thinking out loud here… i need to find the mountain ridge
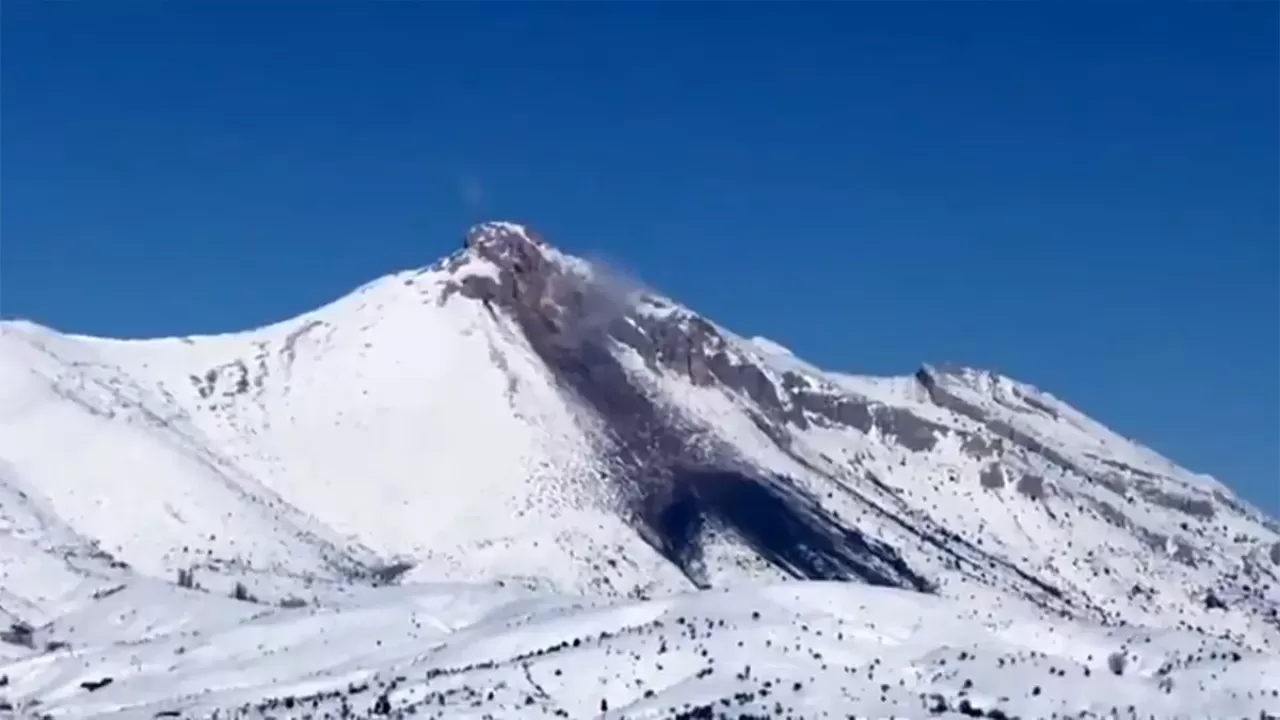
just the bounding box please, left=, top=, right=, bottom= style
left=1, top=221, right=1277, bottom=637
left=3, top=220, right=1279, bottom=718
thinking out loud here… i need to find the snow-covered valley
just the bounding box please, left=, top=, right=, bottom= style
left=1, top=222, right=1277, bottom=718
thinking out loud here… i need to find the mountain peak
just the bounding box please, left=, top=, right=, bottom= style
left=3, top=213, right=1278, bottom=718
left=452, top=220, right=574, bottom=292
left=464, top=220, right=547, bottom=259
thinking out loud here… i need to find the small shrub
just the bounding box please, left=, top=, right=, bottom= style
left=230, top=582, right=258, bottom=603
left=0, top=623, right=34, bottom=648
left=1107, top=651, right=1127, bottom=676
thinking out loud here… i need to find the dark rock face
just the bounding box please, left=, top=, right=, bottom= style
left=440, top=224, right=1269, bottom=621
left=1134, top=484, right=1215, bottom=520
left=1020, top=393, right=1060, bottom=418
left=656, top=470, right=931, bottom=590
left=916, top=367, right=1084, bottom=478
left=449, top=224, right=950, bottom=456
left=914, top=365, right=1233, bottom=564
left=1015, top=474, right=1045, bottom=500
left=962, top=434, right=1001, bottom=460
left=447, top=223, right=932, bottom=592
left=979, top=464, right=1006, bottom=490
left=1090, top=498, right=1129, bottom=529
left=619, top=304, right=953, bottom=454
left=1171, top=538, right=1199, bottom=567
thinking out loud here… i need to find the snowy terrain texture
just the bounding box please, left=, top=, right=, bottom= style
left=1, top=221, right=1277, bottom=719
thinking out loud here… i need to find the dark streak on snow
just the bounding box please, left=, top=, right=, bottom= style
left=453, top=223, right=933, bottom=593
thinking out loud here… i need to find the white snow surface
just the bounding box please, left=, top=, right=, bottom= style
left=3, top=579, right=1278, bottom=719
left=1, top=221, right=1278, bottom=718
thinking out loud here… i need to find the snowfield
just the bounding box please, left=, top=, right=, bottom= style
left=4, top=579, right=1278, bottom=720
left=2, top=221, right=1278, bottom=718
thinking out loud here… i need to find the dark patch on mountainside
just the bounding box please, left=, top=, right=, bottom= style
left=658, top=470, right=932, bottom=590
left=450, top=223, right=933, bottom=593
left=915, top=367, right=1218, bottom=511
left=440, top=223, right=1280, bottom=634
left=592, top=293, right=1073, bottom=608
left=612, top=308, right=950, bottom=454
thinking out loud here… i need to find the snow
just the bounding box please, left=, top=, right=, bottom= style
left=2, top=579, right=1276, bottom=719
left=1, top=227, right=1278, bottom=718
left=0, top=265, right=681, bottom=600
left=746, top=336, right=793, bottom=358
left=921, top=364, right=1232, bottom=496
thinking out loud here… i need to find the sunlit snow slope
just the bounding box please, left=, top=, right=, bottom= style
left=1, top=221, right=1278, bottom=718
left=4, top=580, right=1279, bottom=720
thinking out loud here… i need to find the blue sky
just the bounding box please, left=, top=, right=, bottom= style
left=2, top=4, right=1276, bottom=512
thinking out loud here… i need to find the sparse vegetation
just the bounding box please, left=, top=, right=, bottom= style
left=230, top=581, right=258, bottom=603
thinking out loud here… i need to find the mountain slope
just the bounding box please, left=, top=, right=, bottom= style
left=1, top=221, right=1277, bottom=652
left=5, top=580, right=1278, bottom=720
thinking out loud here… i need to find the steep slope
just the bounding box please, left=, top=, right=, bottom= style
left=1, top=221, right=1276, bottom=652
left=0, top=324, right=381, bottom=600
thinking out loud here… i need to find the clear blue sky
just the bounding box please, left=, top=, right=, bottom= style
left=2, top=4, right=1276, bottom=512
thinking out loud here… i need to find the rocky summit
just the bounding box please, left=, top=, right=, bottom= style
left=0, top=221, right=1277, bottom=718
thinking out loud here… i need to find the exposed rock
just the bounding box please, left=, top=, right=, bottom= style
left=80, top=677, right=114, bottom=692
left=1134, top=483, right=1215, bottom=520
left=1015, top=474, right=1046, bottom=501
left=979, top=464, right=1006, bottom=490
left=1171, top=538, right=1199, bottom=567
left=962, top=434, right=1001, bottom=460
left=437, top=224, right=1259, bottom=612
left=446, top=222, right=933, bottom=592
left=10, top=219, right=1273, bottom=659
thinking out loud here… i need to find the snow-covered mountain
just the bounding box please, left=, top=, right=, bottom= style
left=1, top=221, right=1277, bottom=718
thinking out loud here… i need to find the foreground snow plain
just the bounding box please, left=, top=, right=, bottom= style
left=2, top=578, right=1277, bottom=719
